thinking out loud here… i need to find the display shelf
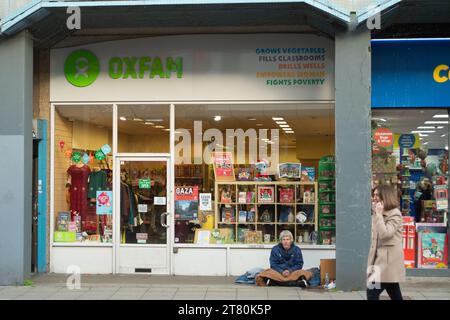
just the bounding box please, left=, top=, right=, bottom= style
left=318, top=155, right=336, bottom=245
left=215, top=181, right=318, bottom=244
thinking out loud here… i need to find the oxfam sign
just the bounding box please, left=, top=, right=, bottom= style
left=64, top=50, right=100, bottom=87
left=64, top=50, right=183, bottom=87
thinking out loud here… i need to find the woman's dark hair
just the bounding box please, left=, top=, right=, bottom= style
left=373, top=184, right=399, bottom=211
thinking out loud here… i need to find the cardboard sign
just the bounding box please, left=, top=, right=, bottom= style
left=154, top=197, right=166, bottom=206
left=136, top=233, right=148, bottom=244
left=199, top=193, right=212, bottom=211
left=138, top=204, right=148, bottom=213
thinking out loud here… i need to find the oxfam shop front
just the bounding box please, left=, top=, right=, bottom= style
left=49, top=34, right=337, bottom=275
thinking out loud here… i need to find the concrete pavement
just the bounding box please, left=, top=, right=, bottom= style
left=0, top=275, right=449, bottom=300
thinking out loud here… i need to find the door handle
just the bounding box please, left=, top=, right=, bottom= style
left=160, top=212, right=169, bottom=228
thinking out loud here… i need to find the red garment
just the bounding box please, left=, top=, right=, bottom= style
left=67, top=165, right=91, bottom=222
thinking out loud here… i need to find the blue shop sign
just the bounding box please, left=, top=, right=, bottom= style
left=372, top=39, right=450, bottom=108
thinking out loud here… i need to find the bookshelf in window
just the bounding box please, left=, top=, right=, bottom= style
left=215, top=181, right=318, bottom=245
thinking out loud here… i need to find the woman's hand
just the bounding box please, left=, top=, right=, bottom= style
left=375, top=201, right=384, bottom=215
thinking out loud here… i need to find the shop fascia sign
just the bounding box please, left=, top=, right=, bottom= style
left=64, top=49, right=183, bottom=87
left=433, top=64, right=450, bottom=83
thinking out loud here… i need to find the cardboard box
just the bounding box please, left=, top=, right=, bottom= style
left=320, top=259, right=336, bottom=284
left=402, top=216, right=416, bottom=268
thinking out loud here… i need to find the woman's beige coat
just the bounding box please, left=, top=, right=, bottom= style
left=367, top=208, right=406, bottom=283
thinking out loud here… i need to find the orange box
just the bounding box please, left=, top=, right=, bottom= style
left=402, top=217, right=416, bottom=268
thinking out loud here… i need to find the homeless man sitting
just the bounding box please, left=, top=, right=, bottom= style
left=263, top=230, right=308, bottom=287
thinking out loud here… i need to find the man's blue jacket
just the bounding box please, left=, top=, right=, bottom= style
left=270, top=243, right=304, bottom=274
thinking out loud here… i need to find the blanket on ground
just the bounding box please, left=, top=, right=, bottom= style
left=255, top=268, right=313, bottom=287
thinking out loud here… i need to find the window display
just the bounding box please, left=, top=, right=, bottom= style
left=174, top=103, right=334, bottom=245
left=372, top=109, right=449, bottom=268
left=54, top=105, right=113, bottom=243
left=119, top=161, right=167, bottom=244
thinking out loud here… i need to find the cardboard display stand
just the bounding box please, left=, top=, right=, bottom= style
left=211, top=152, right=235, bottom=182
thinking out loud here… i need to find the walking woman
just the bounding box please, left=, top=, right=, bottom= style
left=367, top=184, right=405, bottom=300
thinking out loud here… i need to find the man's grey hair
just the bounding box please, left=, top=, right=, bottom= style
left=279, top=230, right=294, bottom=243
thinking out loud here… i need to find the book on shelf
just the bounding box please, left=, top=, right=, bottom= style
left=238, top=192, right=247, bottom=204
left=279, top=188, right=294, bottom=203
left=238, top=211, right=247, bottom=223
left=246, top=209, right=255, bottom=223
left=220, top=188, right=232, bottom=203
left=244, top=230, right=263, bottom=244
left=301, top=167, right=316, bottom=182
left=237, top=167, right=252, bottom=181
left=238, top=191, right=255, bottom=203
left=279, top=206, right=294, bottom=223
left=221, top=205, right=235, bottom=223
left=258, top=186, right=275, bottom=204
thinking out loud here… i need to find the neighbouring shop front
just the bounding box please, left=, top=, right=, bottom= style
left=49, top=33, right=338, bottom=275
left=371, top=38, right=450, bottom=273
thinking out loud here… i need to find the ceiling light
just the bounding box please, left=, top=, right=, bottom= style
left=214, top=115, right=221, bottom=121
left=446, top=146, right=449, bottom=151
left=119, top=117, right=127, bottom=121
left=419, top=138, right=423, bottom=140
left=144, top=122, right=154, bottom=125
left=261, top=138, right=270, bottom=141
left=154, top=125, right=164, bottom=129
left=424, top=121, right=448, bottom=124
left=379, top=118, right=387, bottom=122
left=285, top=131, right=295, bottom=134
left=423, top=142, right=429, bottom=145
left=417, top=126, right=443, bottom=129
left=411, top=130, right=435, bottom=133
left=133, top=118, right=143, bottom=122
left=276, top=121, right=287, bottom=125
left=418, top=133, right=429, bottom=137
left=279, top=124, right=290, bottom=128
left=163, top=129, right=171, bottom=131
left=146, top=119, right=164, bottom=122
left=433, top=114, right=449, bottom=118
left=282, top=127, right=292, bottom=131
left=248, top=118, right=257, bottom=121
left=441, top=134, right=447, bottom=137
left=272, top=117, right=284, bottom=121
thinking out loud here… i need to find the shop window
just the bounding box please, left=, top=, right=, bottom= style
left=119, top=160, right=168, bottom=244
left=174, top=103, right=335, bottom=245
left=118, top=104, right=170, bottom=153
left=53, top=105, right=113, bottom=244
left=372, top=109, right=449, bottom=269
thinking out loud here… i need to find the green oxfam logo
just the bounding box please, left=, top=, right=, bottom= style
left=64, top=50, right=100, bottom=87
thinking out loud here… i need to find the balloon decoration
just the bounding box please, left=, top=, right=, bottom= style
left=64, top=149, right=73, bottom=158
left=95, top=149, right=106, bottom=161
left=71, top=151, right=82, bottom=163
left=59, top=140, right=65, bottom=151
left=101, top=144, right=111, bottom=155
left=82, top=153, right=90, bottom=165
